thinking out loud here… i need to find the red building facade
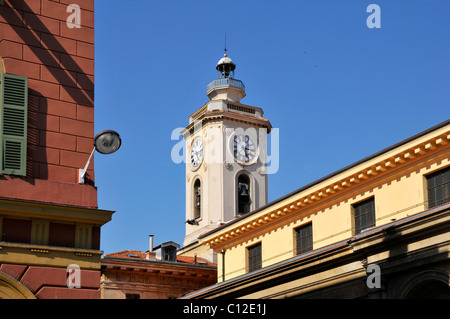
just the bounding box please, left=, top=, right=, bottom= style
left=0, top=0, right=113, bottom=299
left=101, top=249, right=217, bottom=299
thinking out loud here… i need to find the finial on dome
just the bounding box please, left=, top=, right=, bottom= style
left=224, top=32, right=228, bottom=56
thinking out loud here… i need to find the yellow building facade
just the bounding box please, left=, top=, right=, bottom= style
left=183, top=120, right=450, bottom=299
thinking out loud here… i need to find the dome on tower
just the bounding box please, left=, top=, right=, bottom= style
left=216, top=53, right=235, bottom=69
left=216, top=53, right=236, bottom=78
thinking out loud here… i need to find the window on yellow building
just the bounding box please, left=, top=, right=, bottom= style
left=247, top=242, right=262, bottom=273
left=353, top=197, right=375, bottom=234
left=426, top=166, right=450, bottom=209
left=295, top=223, right=313, bottom=255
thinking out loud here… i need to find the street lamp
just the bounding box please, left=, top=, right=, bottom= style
left=79, top=130, right=122, bottom=184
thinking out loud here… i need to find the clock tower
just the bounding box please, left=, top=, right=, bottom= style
left=179, top=52, right=272, bottom=263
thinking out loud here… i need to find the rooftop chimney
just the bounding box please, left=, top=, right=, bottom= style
left=146, top=235, right=156, bottom=260
left=149, top=235, right=154, bottom=253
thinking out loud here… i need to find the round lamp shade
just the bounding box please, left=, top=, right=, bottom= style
left=94, top=130, right=121, bottom=154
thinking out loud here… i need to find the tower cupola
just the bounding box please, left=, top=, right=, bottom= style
left=206, top=51, right=246, bottom=102
left=216, top=53, right=236, bottom=78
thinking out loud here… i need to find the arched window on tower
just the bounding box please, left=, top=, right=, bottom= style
left=193, top=179, right=201, bottom=219
left=237, top=174, right=251, bottom=215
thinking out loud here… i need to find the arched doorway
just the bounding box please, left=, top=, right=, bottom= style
left=400, top=270, right=450, bottom=299
left=0, top=272, right=36, bottom=299
left=404, top=280, right=450, bottom=299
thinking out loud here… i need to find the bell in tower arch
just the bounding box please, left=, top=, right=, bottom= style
left=238, top=175, right=251, bottom=215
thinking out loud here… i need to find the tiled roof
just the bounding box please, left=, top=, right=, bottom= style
left=103, top=250, right=216, bottom=267
left=177, top=255, right=216, bottom=267
left=104, top=250, right=152, bottom=260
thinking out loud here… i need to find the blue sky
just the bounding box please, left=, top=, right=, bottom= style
left=93, top=0, right=450, bottom=255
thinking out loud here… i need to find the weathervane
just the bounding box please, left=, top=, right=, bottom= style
left=224, top=32, right=228, bottom=55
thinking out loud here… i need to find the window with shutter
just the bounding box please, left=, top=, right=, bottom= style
left=353, top=197, right=376, bottom=234
left=295, top=223, right=313, bottom=255
left=247, top=243, right=262, bottom=273
left=0, top=73, right=28, bottom=176
left=426, top=166, right=450, bottom=209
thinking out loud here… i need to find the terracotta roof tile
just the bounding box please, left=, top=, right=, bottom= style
left=103, top=250, right=216, bottom=266
left=104, top=250, right=153, bottom=260
left=176, top=255, right=216, bottom=266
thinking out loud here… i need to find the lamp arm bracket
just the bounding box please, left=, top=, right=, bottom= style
left=78, top=147, right=95, bottom=184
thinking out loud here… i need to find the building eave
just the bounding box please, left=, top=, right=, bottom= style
left=0, top=196, right=115, bottom=225
left=182, top=111, right=272, bottom=138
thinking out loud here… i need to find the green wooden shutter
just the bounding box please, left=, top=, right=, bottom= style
left=0, top=73, right=28, bottom=176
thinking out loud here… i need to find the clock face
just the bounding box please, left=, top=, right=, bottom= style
left=190, top=138, right=204, bottom=169
left=233, top=134, right=256, bottom=163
